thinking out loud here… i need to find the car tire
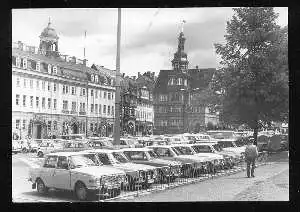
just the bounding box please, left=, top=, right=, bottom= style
left=36, top=179, right=48, bottom=194
left=37, top=151, right=43, bottom=158
left=75, top=182, right=88, bottom=201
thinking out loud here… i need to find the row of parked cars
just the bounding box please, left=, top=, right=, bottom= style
left=27, top=132, right=250, bottom=201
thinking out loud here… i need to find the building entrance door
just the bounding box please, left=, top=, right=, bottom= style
left=72, top=123, right=78, bottom=134
left=33, top=124, right=42, bottom=139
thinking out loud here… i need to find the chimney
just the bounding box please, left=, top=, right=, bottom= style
left=83, top=59, right=87, bottom=66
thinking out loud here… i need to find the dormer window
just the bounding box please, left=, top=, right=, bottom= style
left=22, top=58, right=27, bottom=69
left=48, top=64, right=52, bottom=74
left=53, top=66, right=57, bottom=74
left=95, top=75, right=98, bottom=83
left=36, top=61, right=40, bottom=71
left=91, top=74, right=94, bottom=82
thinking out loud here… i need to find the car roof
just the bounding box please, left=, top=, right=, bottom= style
left=82, top=149, right=123, bottom=153
left=46, top=151, right=94, bottom=157
left=121, top=147, right=152, bottom=152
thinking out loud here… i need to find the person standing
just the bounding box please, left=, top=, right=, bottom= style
left=244, top=139, right=259, bottom=177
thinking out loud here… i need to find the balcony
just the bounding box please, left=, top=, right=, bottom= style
left=79, top=111, right=86, bottom=115
left=62, top=110, right=69, bottom=114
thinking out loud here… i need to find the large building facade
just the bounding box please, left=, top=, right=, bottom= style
left=153, top=30, right=219, bottom=135
left=12, top=21, right=116, bottom=139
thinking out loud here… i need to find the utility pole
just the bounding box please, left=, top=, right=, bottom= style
left=114, top=8, right=121, bottom=145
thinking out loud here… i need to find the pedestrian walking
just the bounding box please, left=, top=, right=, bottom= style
left=244, top=138, right=259, bottom=178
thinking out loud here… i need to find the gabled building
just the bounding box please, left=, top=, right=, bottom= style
left=12, top=20, right=115, bottom=139
left=153, top=30, right=219, bottom=135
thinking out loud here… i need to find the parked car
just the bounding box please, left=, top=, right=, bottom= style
left=122, top=148, right=182, bottom=183
left=84, top=149, right=158, bottom=189
left=148, top=145, right=210, bottom=177
left=88, top=139, right=114, bottom=150
left=37, top=141, right=64, bottom=157
left=164, top=136, right=189, bottom=145
left=59, top=134, right=86, bottom=141
left=12, top=140, right=22, bottom=154
left=28, top=152, right=127, bottom=200
left=216, top=140, right=246, bottom=156
left=174, top=144, right=226, bottom=171
left=118, top=138, right=143, bottom=148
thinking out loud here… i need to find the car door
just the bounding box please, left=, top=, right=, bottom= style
left=52, top=156, right=71, bottom=190
left=41, top=155, right=58, bottom=188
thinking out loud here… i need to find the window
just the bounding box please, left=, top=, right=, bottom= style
left=63, top=100, right=68, bottom=110
left=97, top=153, right=111, bottom=165
left=36, top=62, right=40, bottom=71
left=16, top=94, right=20, bottom=105
left=53, top=99, right=57, bottom=110
left=36, top=97, right=39, bottom=108
left=48, top=64, right=52, bottom=74
left=90, top=123, right=93, bottom=131
left=23, top=58, right=27, bottom=69
left=53, top=121, right=57, bottom=130
left=36, top=80, right=39, bottom=89
left=184, top=79, right=188, bottom=86
left=48, top=98, right=51, bottom=109
left=12, top=56, right=16, bottom=66
left=53, top=66, right=57, bottom=74
left=159, top=94, right=168, bottom=102
left=108, top=92, right=111, bottom=100
left=168, top=78, right=175, bottom=85
left=153, top=148, right=172, bottom=157
left=95, top=90, right=98, bottom=98
left=23, top=79, right=26, bottom=88
left=16, top=77, right=20, bottom=87
left=107, top=106, right=110, bottom=115
left=99, top=91, right=102, bottom=98
left=72, top=102, right=76, bottom=112
left=42, top=97, right=45, bottom=109
left=47, top=121, right=51, bottom=131
left=48, top=82, right=51, bottom=91
left=123, top=151, right=147, bottom=161
left=103, top=105, right=106, bottom=114
left=43, top=156, right=58, bottom=168
left=91, top=104, right=94, bottom=113
left=91, top=74, right=94, bottom=82
left=95, top=104, right=98, bottom=114
left=30, top=80, right=33, bottom=89
left=91, top=89, right=94, bottom=97
left=178, top=78, right=182, bottom=85
left=23, top=120, right=26, bottom=130
left=42, top=81, right=45, bottom=90
left=81, top=88, right=86, bottom=96
left=16, top=57, right=21, bottom=68
left=112, top=92, right=114, bottom=100
left=53, top=83, right=57, bottom=92
left=71, top=87, right=76, bottom=95
left=95, top=75, right=98, bottom=83
left=57, top=156, right=68, bottom=169
left=30, top=96, right=33, bottom=107
left=104, top=91, right=107, bottom=99
left=23, top=95, right=26, bottom=107
left=82, top=103, right=86, bottom=112
left=99, top=104, right=102, bottom=114
left=16, top=119, right=20, bottom=129
left=66, top=85, right=69, bottom=94
left=112, top=106, right=114, bottom=116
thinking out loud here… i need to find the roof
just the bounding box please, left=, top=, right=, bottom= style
left=83, top=149, right=123, bottom=153
left=46, top=151, right=94, bottom=157
left=120, top=148, right=152, bottom=152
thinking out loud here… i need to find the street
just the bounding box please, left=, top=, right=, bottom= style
left=12, top=151, right=288, bottom=202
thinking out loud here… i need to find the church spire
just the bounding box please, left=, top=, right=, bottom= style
left=171, top=20, right=189, bottom=71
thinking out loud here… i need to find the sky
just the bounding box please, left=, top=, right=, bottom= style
left=12, top=8, right=288, bottom=77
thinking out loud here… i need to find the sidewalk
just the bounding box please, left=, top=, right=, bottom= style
left=110, top=152, right=289, bottom=202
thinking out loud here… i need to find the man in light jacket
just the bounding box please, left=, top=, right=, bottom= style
left=244, top=139, right=259, bottom=178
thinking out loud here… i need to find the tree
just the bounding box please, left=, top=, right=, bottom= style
left=213, top=7, right=288, bottom=145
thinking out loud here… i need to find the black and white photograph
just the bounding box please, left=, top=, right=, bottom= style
left=11, top=7, right=288, bottom=202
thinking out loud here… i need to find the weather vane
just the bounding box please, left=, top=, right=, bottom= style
left=181, top=20, right=186, bottom=33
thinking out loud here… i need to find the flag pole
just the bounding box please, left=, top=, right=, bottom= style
left=113, top=8, right=121, bottom=145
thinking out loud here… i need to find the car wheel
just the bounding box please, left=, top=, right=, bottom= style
left=36, top=179, right=48, bottom=194
left=37, top=151, right=43, bottom=158
left=75, top=182, right=88, bottom=201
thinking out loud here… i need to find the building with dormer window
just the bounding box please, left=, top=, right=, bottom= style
left=153, top=30, right=219, bottom=135
left=12, top=20, right=115, bottom=139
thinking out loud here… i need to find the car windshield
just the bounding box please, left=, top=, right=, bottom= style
left=186, top=136, right=196, bottom=141
left=213, top=144, right=223, bottom=152
left=112, top=152, right=129, bottom=163
left=172, top=146, right=194, bottom=155
left=148, top=150, right=159, bottom=159
left=218, top=141, right=235, bottom=148
left=207, top=132, right=234, bottom=139
left=192, top=145, right=212, bottom=153
left=69, top=155, right=98, bottom=168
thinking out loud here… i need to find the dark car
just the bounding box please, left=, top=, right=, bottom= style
left=122, top=148, right=182, bottom=183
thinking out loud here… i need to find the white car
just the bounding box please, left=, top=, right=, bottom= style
left=83, top=149, right=158, bottom=189
left=28, top=152, right=127, bottom=201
